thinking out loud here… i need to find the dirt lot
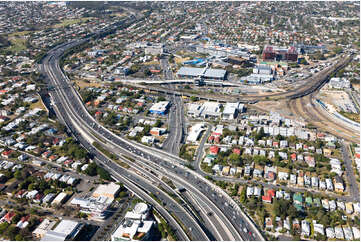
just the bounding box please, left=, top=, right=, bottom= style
left=30, top=99, right=46, bottom=110
left=75, top=80, right=102, bottom=89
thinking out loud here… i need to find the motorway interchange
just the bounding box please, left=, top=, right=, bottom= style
left=40, top=33, right=264, bottom=241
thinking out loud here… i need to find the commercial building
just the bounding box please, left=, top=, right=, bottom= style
left=176, top=67, right=226, bottom=80
left=70, top=183, right=120, bottom=220
left=196, top=44, right=251, bottom=59
left=222, top=102, right=244, bottom=120
left=41, top=220, right=83, bottom=241
left=187, top=103, right=204, bottom=118
left=262, top=45, right=298, bottom=62
left=187, top=123, right=206, bottom=143
left=149, top=101, right=170, bottom=115
left=111, top=203, right=155, bottom=241
left=201, top=102, right=222, bottom=119
left=144, top=44, right=164, bottom=56
left=92, top=182, right=120, bottom=199
left=71, top=196, right=113, bottom=220
left=33, top=219, right=57, bottom=239
left=253, top=64, right=273, bottom=75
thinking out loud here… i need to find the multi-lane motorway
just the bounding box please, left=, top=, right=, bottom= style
left=40, top=31, right=265, bottom=242
left=161, top=57, right=186, bottom=155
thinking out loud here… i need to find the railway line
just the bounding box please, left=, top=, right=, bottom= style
left=288, top=94, right=359, bottom=144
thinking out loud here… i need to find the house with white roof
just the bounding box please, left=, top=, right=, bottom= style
left=326, top=227, right=335, bottom=239
left=335, top=226, right=344, bottom=239
left=301, top=220, right=310, bottom=237
left=313, top=221, right=324, bottom=235
left=343, top=226, right=353, bottom=240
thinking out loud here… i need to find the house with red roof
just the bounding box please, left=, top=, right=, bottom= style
left=48, top=155, right=58, bottom=162
left=34, top=193, right=43, bottom=203
left=291, top=153, right=297, bottom=161
left=1, top=150, right=13, bottom=159
left=210, top=146, right=220, bottom=155
left=1, top=211, right=16, bottom=223
left=233, top=148, right=241, bottom=155
left=16, top=189, right=27, bottom=199
left=262, top=189, right=276, bottom=203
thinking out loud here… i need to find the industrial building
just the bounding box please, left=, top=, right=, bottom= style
left=92, top=182, right=120, bottom=199
left=262, top=45, right=298, bottom=62
left=111, top=203, right=155, bottom=241
left=222, top=102, right=245, bottom=120
left=176, top=67, right=226, bottom=80
left=196, top=44, right=252, bottom=59
left=41, top=220, right=83, bottom=241
left=328, top=77, right=350, bottom=89
left=240, top=73, right=274, bottom=84
left=149, top=101, right=170, bottom=115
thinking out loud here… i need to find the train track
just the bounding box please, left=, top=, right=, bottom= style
left=288, top=94, right=359, bottom=143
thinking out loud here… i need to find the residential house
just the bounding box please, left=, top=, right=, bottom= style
left=335, top=226, right=344, bottom=240
left=322, top=199, right=330, bottom=211
left=265, top=217, right=273, bottom=230
left=326, top=227, right=335, bottom=239
left=301, top=220, right=310, bottom=237
left=334, top=176, right=344, bottom=192
left=346, top=202, right=354, bottom=214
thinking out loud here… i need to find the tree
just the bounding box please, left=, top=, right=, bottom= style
left=229, top=153, right=242, bottom=166
left=154, top=119, right=162, bottom=128
left=320, top=214, right=330, bottom=226
left=15, top=234, right=24, bottom=241
left=255, top=127, right=266, bottom=141
left=157, top=96, right=166, bottom=102
left=240, top=187, right=247, bottom=204
left=85, top=162, right=97, bottom=176
left=190, top=96, right=199, bottom=102
left=14, top=170, right=22, bottom=180
left=6, top=226, right=18, bottom=240
left=96, top=166, right=112, bottom=181
left=0, top=222, right=9, bottom=234
left=144, top=68, right=151, bottom=76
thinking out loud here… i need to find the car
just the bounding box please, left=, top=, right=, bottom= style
left=243, top=227, right=248, bottom=233
left=207, top=212, right=213, bottom=216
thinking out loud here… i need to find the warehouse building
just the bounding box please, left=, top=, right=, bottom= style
left=41, top=220, right=83, bottom=241
left=176, top=67, right=226, bottom=80
left=222, top=103, right=244, bottom=120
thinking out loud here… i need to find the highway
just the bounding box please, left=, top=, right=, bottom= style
left=40, top=37, right=264, bottom=241
left=161, top=57, right=186, bottom=156
left=41, top=59, right=194, bottom=241
left=44, top=48, right=217, bottom=240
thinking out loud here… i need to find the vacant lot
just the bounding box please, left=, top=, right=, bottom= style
left=6, top=37, right=27, bottom=53
left=53, top=17, right=93, bottom=28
